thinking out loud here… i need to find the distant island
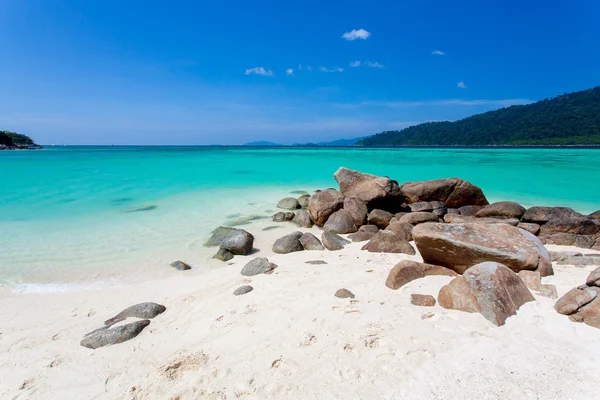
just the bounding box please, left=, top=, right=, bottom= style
left=356, top=86, right=600, bottom=146
left=0, top=130, right=41, bottom=150
left=244, top=137, right=366, bottom=147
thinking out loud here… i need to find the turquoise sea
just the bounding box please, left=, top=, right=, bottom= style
left=1, top=146, right=599, bottom=292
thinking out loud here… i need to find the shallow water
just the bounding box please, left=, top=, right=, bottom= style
left=1, top=146, right=599, bottom=289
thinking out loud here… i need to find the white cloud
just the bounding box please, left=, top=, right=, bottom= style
left=244, top=67, right=274, bottom=76
left=342, top=28, right=371, bottom=40
left=431, top=50, right=445, bottom=56
left=285, top=68, right=294, bottom=76
left=366, top=61, right=384, bottom=68
left=349, top=60, right=361, bottom=67
left=457, top=81, right=467, bottom=89
left=320, top=66, right=344, bottom=73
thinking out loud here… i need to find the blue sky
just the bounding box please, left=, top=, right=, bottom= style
left=0, top=0, right=599, bottom=145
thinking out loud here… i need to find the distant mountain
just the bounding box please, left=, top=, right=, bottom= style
left=292, top=136, right=367, bottom=147
left=356, top=86, right=600, bottom=146
left=243, top=141, right=283, bottom=146
left=0, top=130, right=41, bottom=150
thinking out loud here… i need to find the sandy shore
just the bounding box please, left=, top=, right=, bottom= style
left=1, top=218, right=600, bottom=400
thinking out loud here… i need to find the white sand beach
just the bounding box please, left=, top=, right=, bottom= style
left=1, top=215, right=599, bottom=400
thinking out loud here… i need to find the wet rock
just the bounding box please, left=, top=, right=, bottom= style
left=277, top=197, right=301, bottom=210
left=539, top=218, right=600, bottom=236
left=586, top=267, right=600, bottom=287
left=241, top=257, right=277, bottom=276
left=343, top=196, right=368, bottom=227
left=305, top=260, right=327, bottom=265
left=322, top=231, right=350, bottom=250
left=348, top=231, right=376, bottom=242
left=273, top=232, right=304, bottom=254
left=411, top=294, right=436, bottom=307
left=334, top=167, right=402, bottom=210
left=204, top=226, right=238, bottom=247
left=292, top=209, right=314, bottom=228
left=219, top=229, right=254, bottom=255
left=555, top=286, right=598, bottom=315
left=308, top=189, right=345, bottom=227
left=104, top=302, right=166, bottom=327
left=385, top=260, right=457, bottom=290
left=213, top=248, right=234, bottom=262
left=273, top=212, right=295, bottom=222
left=334, top=288, right=355, bottom=299
left=361, top=231, right=416, bottom=254
left=475, top=201, right=526, bottom=219
left=384, top=221, right=413, bottom=240
left=170, top=261, right=191, bottom=271
left=233, top=285, right=254, bottom=296
left=517, top=222, right=541, bottom=235
left=81, top=320, right=151, bottom=349
left=324, top=209, right=358, bottom=234
left=400, top=178, right=488, bottom=208
left=458, top=205, right=483, bottom=216
left=399, top=212, right=440, bottom=225
left=367, top=209, right=394, bottom=229
left=413, top=222, right=553, bottom=276
left=300, top=233, right=325, bottom=250
left=521, top=206, right=584, bottom=224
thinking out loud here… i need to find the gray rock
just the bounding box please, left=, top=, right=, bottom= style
left=308, top=189, right=345, bottom=227
left=458, top=205, right=484, bottom=216
left=214, top=248, right=234, bottom=262
left=348, top=231, right=376, bottom=242
left=361, top=231, right=416, bottom=254
left=589, top=210, right=600, bottom=220
left=170, top=261, right=191, bottom=271
left=305, top=260, right=327, bottom=265
left=343, top=196, right=368, bottom=227
left=297, top=194, right=310, bottom=208
left=292, top=209, right=314, bottom=228
left=334, top=288, right=355, bottom=299
left=104, top=302, right=166, bottom=327
left=322, top=231, right=350, bottom=250
left=334, top=167, right=402, bottom=210
left=324, top=209, right=358, bottom=234
left=443, top=214, right=520, bottom=226
left=300, top=233, right=325, bottom=250
left=204, top=226, right=238, bottom=247
left=367, top=209, right=394, bottom=228
left=521, top=206, right=584, bottom=224
left=81, top=320, right=151, bottom=349
left=399, top=212, right=440, bottom=225
left=277, top=197, right=301, bottom=210
left=241, top=257, right=277, bottom=276
left=539, top=218, right=600, bottom=236
left=447, top=208, right=461, bottom=215
left=219, top=229, right=254, bottom=255
left=233, top=285, right=254, bottom=296
left=408, top=201, right=445, bottom=213
left=262, top=225, right=283, bottom=231
left=273, top=232, right=304, bottom=254
left=475, top=201, right=526, bottom=219
left=273, top=212, right=295, bottom=222
left=400, top=178, right=488, bottom=208
left=359, top=224, right=379, bottom=233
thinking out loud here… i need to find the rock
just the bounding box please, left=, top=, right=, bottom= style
left=384, top=221, right=413, bottom=241
left=412, top=222, right=553, bottom=276
left=170, top=261, right=191, bottom=271
left=518, top=270, right=558, bottom=299
left=408, top=201, right=445, bottom=213
left=458, top=205, right=483, bottom=216
left=297, top=194, right=310, bottom=208
left=367, top=209, right=394, bottom=228
left=241, top=257, right=277, bottom=276
left=348, top=231, right=376, bottom=242
left=517, top=222, right=541, bottom=235
left=321, top=231, right=350, bottom=250
left=233, top=285, right=254, bottom=296
left=359, top=224, right=379, bottom=233
left=299, top=233, right=325, bottom=250
left=204, top=226, right=238, bottom=247
left=521, top=206, right=584, bottom=224
left=277, top=197, right=301, bottom=210
left=292, top=209, right=314, bottom=228
left=569, top=295, right=600, bottom=328
left=447, top=208, right=461, bottom=215
left=548, top=250, right=584, bottom=261
left=81, top=320, right=151, bottom=349
left=400, top=178, right=488, bottom=208
left=323, top=209, right=358, bottom=234
left=213, top=248, right=234, bottom=261
left=589, top=210, right=600, bottom=220
left=411, top=294, right=436, bottom=307
left=104, top=302, right=166, bottom=327
left=399, top=212, right=440, bottom=225
left=385, top=260, right=458, bottom=290
left=539, top=218, right=600, bottom=236
left=343, top=196, right=368, bottom=227
left=475, top=201, right=526, bottom=219
left=555, top=286, right=598, bottom=315
left=273, top=212, right=295, bottom=222
left=540, top=233, right=595, bottom=249
left=305, top=260, right=327, bottom=265
left=334, top=167, right=402, bottom=210
left=443, top=214, right=519, bottom=226
left=273, top=232, right=304, bottom=254
left=550, top=252, right=600, bottom=266
left=334, top=288, right=355, bottom=299
left=219, top=229, right=254, bottom=255
left=308, top=189, right=345, bottom=227
left=361, top=231, right=416, bottom=254
left=586, top=267, right=600, bottom=287
left=438, top=276, right=481, bottom=313
left=452, top=262, right=535, bottom=326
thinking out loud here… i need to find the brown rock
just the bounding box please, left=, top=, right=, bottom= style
left=571, top=295, right=600, bottom=328
left=589, top=210, right=600, bottom=220
left=321, top=231, right=350, bottom=251
left=412, top=222, right=553, bottom=276
left=586, top=267, right=600, bottom=287
left=540, top=233, right=595, bottom=249
left=410, top=294, right=436, bottom=307
left=517, top=222, right=541, bottom=235
left=359, top=224, right=379, bottom=233
left=323, top=209, right=358, bottom=234
left=518, top=270, right=558, bottom=299
left=555, top=286, right=598, bottom=315
left=384, top=221, right=413, bottom=241
left=408, top=201, right=446, bottom=213
left=347, top=231, right=376, bottom=242
left=335, top=288, right=355, bottom=299
left=399, top=212, right=440, bottom=225
left=521, top=206, right=584, bottom=224
left=334, top=167, right=402, bottom=210
left=458, top=205, right=484, bottom=216
left=400, top=178, right=488, bottom=208
left=299, top=233, right=325, bottom=251
left=385, top=260, right=457, bottom=290
left=539, top=218, right=600, bottom=236
left=308, top=189, right=344, bottom=227
left=438, top=276, right=481, bottom=313
left=361, top=231, right=415, bottom=254
left=447, top=208, right=461, bottom=215
left=343, top=196, right=368, bottom=227
left=475, top=201, right=526, bottom=219
left=443, top=214, right=519, bottom=226
left=367, top=209, right=394, bottom=228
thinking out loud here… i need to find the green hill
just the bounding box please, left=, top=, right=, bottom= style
left=356, top=86, right=600, bottom=146
left=0, top=131, right=40, bottom=149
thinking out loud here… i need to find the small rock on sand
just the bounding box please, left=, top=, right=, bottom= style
left=81, top=320, right=151, bottom=349
left=306, top=260, right=327, bottom=265
left=241, top=257, right=277, bottom=276
left=411, top=294, right=436, bottom=307
left=170, top=261, right=191, bottom=271
left=233, top=285, right=254, bottom=296
left=335, top=289, right=355, bottom=299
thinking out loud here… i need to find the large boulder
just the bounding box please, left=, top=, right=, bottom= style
left=277, top=197, right=301, bottom=210
left=521, top=206, right=584, bottom=224
left=361, top=231, right=416, bottom=254
left=343, top=196, right=368, bottom=227
left=219, top=229, right=254, bottom=255
left=308, top=189, right=344, bottom=227
left=385, top=260, right=457, bottom=290
left=384, top=221, right=413, bottom=241
left=540, top=233, right=596, bottom=249
left=586, top=267, right=600, bottom=287
left=367, top=209, right=394, bottom=228
left=299, top=233, right=325, bottom=251
left=292, top=209, right=314, bottom=228
left=400, top=178, right=488, bottom=208
left=458, top=205, right=483, bottom=216
left=589, top=210, right=600, bottom=220
left=443, top=214, right=519, bottom=226
left=334, top=167, right=402, bottom=210
left=323, top=209, right=358, bottom=234
left=539, top=218, right=600, bottom=236
left=241, top=257, right=277, bottom=276
left=412, top=222, right=553, bottom=276
left=273, top=232, right=304, bottom=254
left=569, top=295, right=600, bottom=329
left=348, top=231, right=376, bottom=242
left=555, top=286, right=598, bottom=315
left=297, top=194, right=310, bottom=208
left=321, top=231, right=350, bottom=251
left=517, top=222, right=541, bottom=235
left=398, top=212, right=440, bottom=225
left=204, top=226, right=239, bottom=247
left=439, top=262, right=535, bottom=326
left=475, top=201, right=526, bottom=219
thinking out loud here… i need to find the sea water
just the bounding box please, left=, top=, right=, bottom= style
left=1, top=146, right=599, bottom=291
